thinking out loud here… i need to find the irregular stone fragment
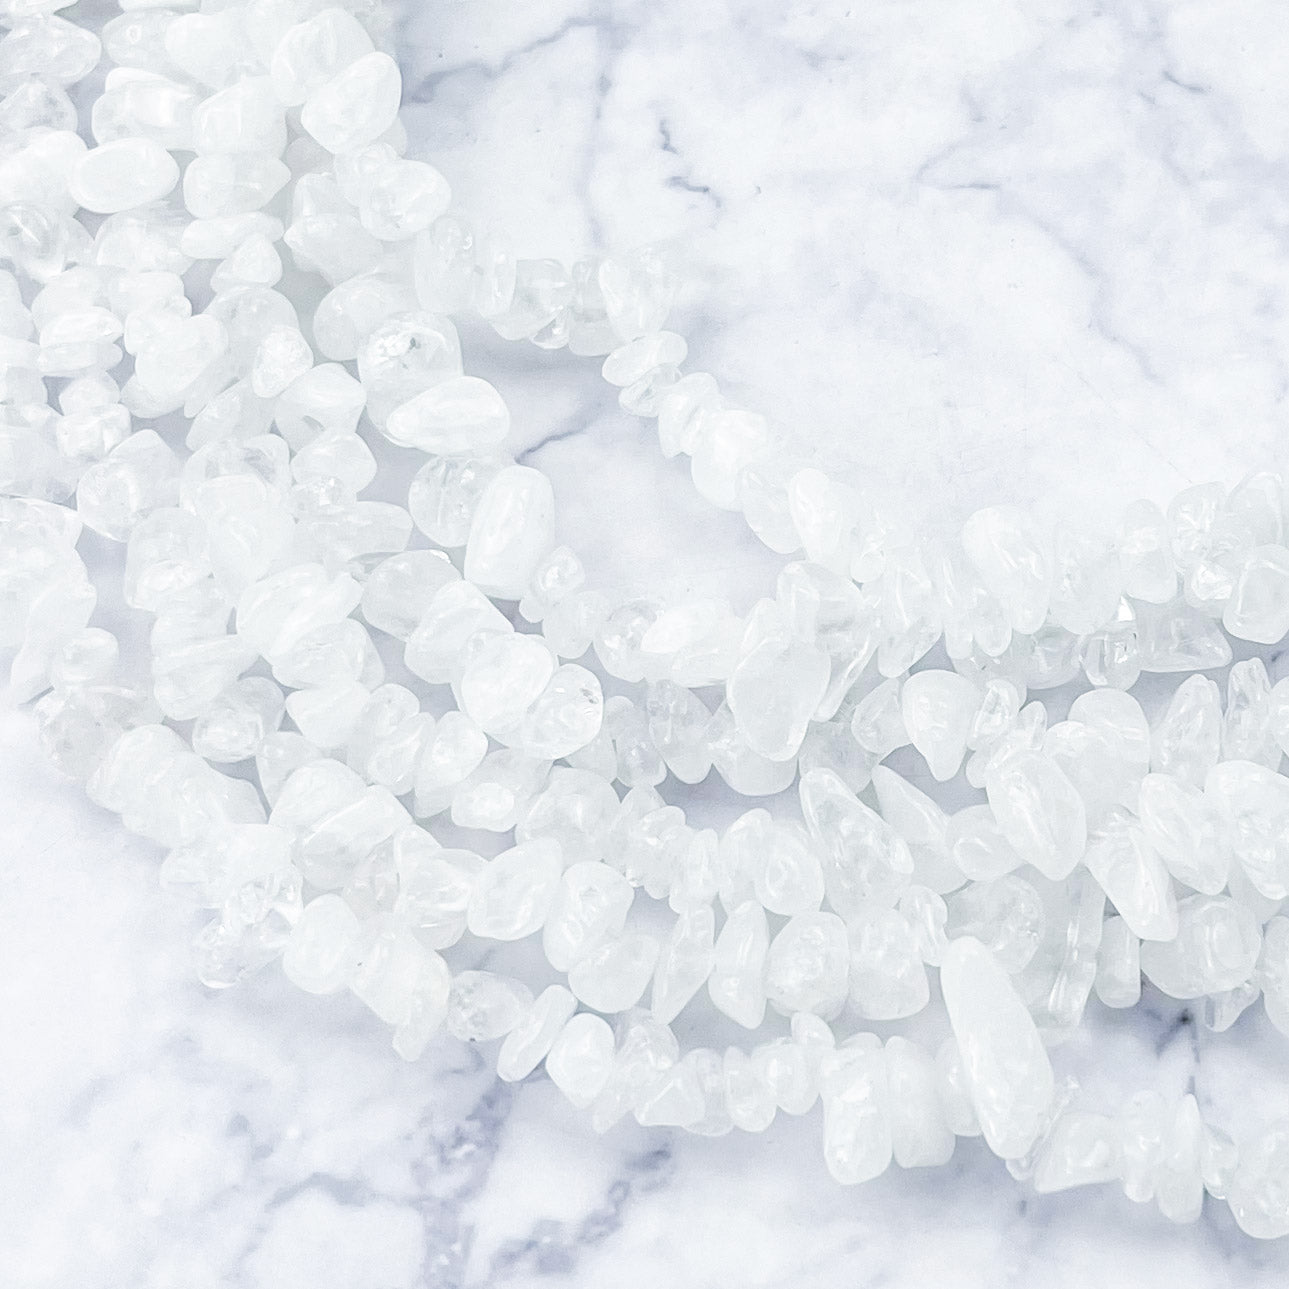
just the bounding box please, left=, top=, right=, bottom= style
left=1094, top=915, right=1141, bottom=1009
left=900, top=669, right=977, bottom=781
left=1223, top=545, right=1289, bottom=645
left=463, top=465, right=555, bottom=599
left=446, top=971, right=533, bottom=1042
left=497, top=985, right=579, bottom=1082
left=70, top=139, right=179, bottom=213
left=1138, top=895, right=1261, bottom=998
left=1136, top=597, right=1232, bottom=673
left=1117, top=498, right=1177, bottom=603
left=569, top=933, right=660, bottom=1013
left=542, top=861, right=634, bottom=973
left=651, top=904, right=716, bottom=1025
left=1082, top=810, right=1177, bottom=942
left=985, top=751, right=1086, bottom=880
left=940, top=937, right=1055, bottom=1159
left=765, top=912, right=849, bottom=1017
left=386, top=376, right=509, bottom=454
left=961, top=506, right=1052, bottom=633
left=708, top=900, right=769, bottom=1029
left=1229, top=1120, right=1289, bottom=1239
left=466, top=839, right=562, bottom=941
left=300, top=51, right=402, bottom=154
left=884, top=1036, right=955, bottom=1169
left=1137, top=772, right=1229, bottom=894
left=820, top=1042, right=892, bottom=1184
left=283, top=893, right=361, bottom=994
left=1205, top=760, right=1289, bottom=899
left=546, top=1012, right=616, bottom=1109
left=847, top=906, right=929, bottom=1019
left=726, top=600, right=829, bottom=761
left=1032, top=1111, right=1120, bottom=1193
left=946, top=875, right=1043, bottom=974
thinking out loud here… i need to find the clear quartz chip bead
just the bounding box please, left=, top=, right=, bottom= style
left=496, top=986, right=578, bottom=1082
left=900, top=670, right=977, bottom=781
left=1117, top=499, right=1177, bottom=603
left=386, top=376, right=509, bottom=454
left=941, top=937, right=1055, bottom=1160
left=1229, top=1120, right=1289, bottom=1238
left=299, top=50, right=402, bottom=154
left=282, top=893, right=362, bottom=995
left=708, top=900, right=770, bottom=1029
left=446, top=971, right=534, bottom=1042
left=1150, top=674, right=1221, bottom=788
left=69, top=139, right=179, bottom=214
left=463, top=465, right=556, bottom=599
left=819, top=1038, right=892, bottom=1185
left=727, top=599, right=828, bottom=761
left=985, top=750, right=1086, bottom=881
left=961, top=506, right=1052, bottom=633
left=799, top=767, right=914, bottom=915
left=569, top=933, right=660, bottom=1013
left=1224, top=545, right=1289, bottom=644
left=847, top=906, right=930, bottom=1019
left=546, top=1012, right=616, bottom=1110
left=1094, top=915, right=1142, bottom=1008
left=765, top=912, right=849, bottom=1017
left=466, top=840, right=562, bottom=941
left=542, top=861, right=633, bottom=973
left=1139, top=895, right=1261, bottom=999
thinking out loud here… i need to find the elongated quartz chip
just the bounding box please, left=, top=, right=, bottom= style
left=940, top=936, right=1055, bottom=1159
left=900, top=669, right=977, bottom=781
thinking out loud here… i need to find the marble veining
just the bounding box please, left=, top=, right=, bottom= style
left=6, top=0, right=1289, bottom=1284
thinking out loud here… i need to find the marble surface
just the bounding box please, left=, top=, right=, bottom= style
left=7, top=0, right=1289, bottom=1284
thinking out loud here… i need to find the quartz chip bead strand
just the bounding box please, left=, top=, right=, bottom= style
left=8, top=3, right=1289, bottom=1233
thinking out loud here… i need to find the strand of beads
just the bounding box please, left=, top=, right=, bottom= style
left=2, top=0, right=1289, bottom=1240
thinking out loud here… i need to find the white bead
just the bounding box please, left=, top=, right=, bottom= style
left=300, top=51, right=402, bottom=154
left=765, top=911, right=849, bottom=1016
left=568, top=933, right=660, bottom=1013
left=708, top=899, right=769, bottom=1028
left=70, top=139, right=179, bottom=213
left=542, top=861, right=633, bottom=973
left=1139, top=895, right=1261, bottom=998
left=940, top=937, right=1055, bottom=1160
left=651, top=904, right=715, bottom=1025
left=985, top=751, right=1086, bottom=881
left=1224, top=545, right=1289, bottom=644
left=463, top=465, right=555, bottom=599
left=962, top=506, right=1052, bottom=633
left=900, top=669, right=978, bottom=782
left=884, top=1036, right=955, bottom=1169
left=820, top=1041, right=892, bottom=1184
left=466, top=839, right=562, bottom=941
left=283, top=893, right=361, bottom=994
left=546, top=1012, right=615, bottom=1109
left=457, top=632, right=555, bottom=736
left=385, top=376, right=509, bottom=453
left=497, top=985, right=578, bottom=1082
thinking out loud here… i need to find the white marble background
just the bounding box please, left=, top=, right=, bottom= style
left=7, top=0, right=1289, bottom=1284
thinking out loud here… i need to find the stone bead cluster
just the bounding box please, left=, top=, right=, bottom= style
left=2, top=0, right=1288, bottom=1240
